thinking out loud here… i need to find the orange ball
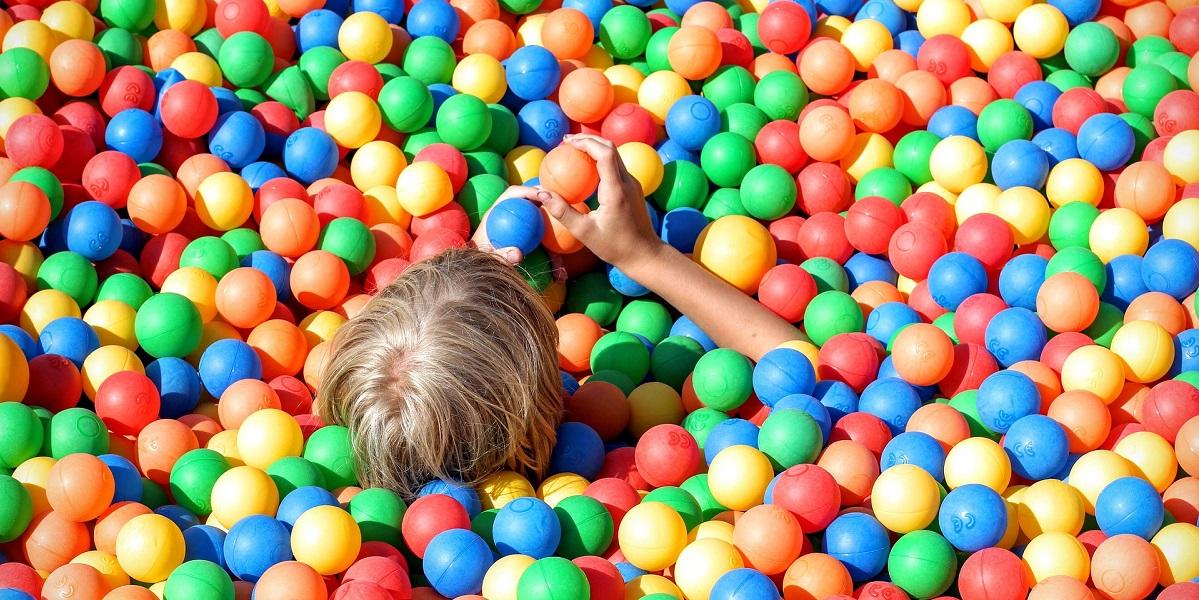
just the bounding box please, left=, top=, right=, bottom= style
left=46, top=453, right=116, bottom=522
left=176, top=154, right=230, bottom=200
left=260, top=198, right=320, bottom=258
left=541, top=202, right=588, bottom=254
left=253, top=561, right=328, bottom=600
left=1047, top=390, right=1112, bottom=453
left=541, top=8, right=593, bottom=60
left=450, top=0, right=500, bottom=30
left=752, top=53, right=798, bottom=78
left=1125, top=292, right=1188, bottom=335
left=1176, top=416, right=1199, bottom=477
left=1009, top=359, right=1062, bottom=411
left=247, top=319, right=308, bottom=380
left=0, top=181, right=51, bottom=242
left=1115, top=161, right=1176, bottom=222
left=127, top=174, right=187, bottom=234
left=848, top=79, right=904, bottom=133
left=1036, top=272, right=1100, bottom=333
left=1164, top=477, right=1199, bottom=525
left=890, top=323, right=954, bottom=386
left=147, top=29, right=196, bottom=72
left=218, top=378, right=283, bottom=429
left=556, top=312, right=603, bottom=372
left=799, top=105, right=855, bottom=162
left=43, top=563, right=109, bottom=599
left=1090, top=534, right=1160, bottom=600
left=896, top=69, right=947, bottom=126
left=539, top=145, right=599, bottom=204
left=732, top=504, right=805, bottom=575
left=1124, top=1, right=1173, bottom=39
left=291, top=250, right=351, bottom=310
left=1028, top=575, right=1095, bottom=600
left=817, top=440, right=879, bottom=506
left=781, top=552, right=854, bottom=600
left=49, top=40, right=106, bottom=97
left=950, top=76, right=999, bottom=114
left=681, top=2, right=732, bottom=31
left=667, top=26, right=722, bottom=80
left=94, top=502, right=153, bottom=555
left=21, top=511, right=92, bottom=573
left=558, top=68, right=614, bottom=124
left=1095, top=67, right=1129, bottom=103
left=276, top=0, right=326, bottom=17
left=851, top=281, right=905, bottom=315
left=906, top=402, right=971, bottom=451
left=868, top=49, right=917, bottom=83
left=462, top=19, right=517, bottom=59
left=136, top=419, right=199, bottom=485
left=216, top=267, right=277, bottom=329
left=565, top=380, right=630, bottom=441
left=799, top=39, right=856, bottom=96
left=104, top=585, right=160, bottom=600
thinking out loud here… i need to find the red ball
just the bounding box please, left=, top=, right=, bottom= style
left=953, top=293, right=1007, bottom=346
left=328, top=61, right=385, bottom=100
left=0, top=262, right=27, bottom=324
left=312, top=183, right=366, bottom=225
left=938, top=342, right=999, bottom=397
left=917, top=35, right=973, bottom=86
left=1039, top=331, right=1093, bottom=373
left=1142, top=134, right=1172, bottom=164
left=768, top=215, right=806, bottom=265
left=1140, top=380, right=1199, bottom=443
left=817, top=332, right=884, bottom=393
left=95, top=371, right=162, bottom=436
left=754, top=120, right=807, bottom=174
left=855, top=583, right=909, bottom=599
left=987, top=51, right=1043, bottom=99
left=573, top=556, right=623, bottom=600
left=583, top=477, right=640, bottom=532
left=331, top=580, right=390, bottom=600
left=888, top=221, right=948, bottom=280
left=401, top=494, right=471, bottom=559
left=364, top=258, right=411, bottom=294
left=796, top=162, right=852, bottom=216
left=798, top=211, right=853, bottom=263
left=601, top=104, right=658, bottom=147
left=413, top=144, right=469, bottom=193
left=1169, top=7, right=1199, bottom=55
left=1153, top=90, right=1199, bottom=136
left=907, top=280, right=948, bottom=322
left=214, top=0, right=271, bottom=37
left=633, top=424, right=702, bottom=488
left=716, top=28, right=753, bottom=69
left=901, top=192, right=956, bottom=240
left=159, top=80, right=219, bottom=139
left=1052, top=87, right=1110, bottom=135
left=53, top=101, right=106, bottom=149
left=6, top=114, right=64, bottom=168
left=846, top=196, right=907, bottom=255
left=757, top=263, right=817, bottom=322
left=770, top=464, right=840, bottom=531
left=958, top=548, right=1030, bottom=600
left=253, top=102, right=301, bottom=150
left=830, top=412, right=892, bottom=456
left=356, top=541, right=406, bottom=565
left=408, top=228, right=468, bottom=263
left=954, top=213, right=1014, bottom=273
left=596, top=446, right=650, bottom=491
left=51, top=126, right=97, bottom=184
left=140, top=232, right=191, bottom=288
left=341, top=557, right=412, bottom=599
left=0, top=562, right=41, bottom=598
left=410, top=203, right=470, bottom=240
left=99, top=66, right=156, bottom=118
left=269, top=375, right=314, bottom=415
left=255, top=177, right=310, bottom=221
left=756, top=1, right=811, bottom=54
left=82, top=150, right=141, bottom=209
left=1160, top=583, right=1199, bottom=600
left=24, top=354, right=82, bottom=413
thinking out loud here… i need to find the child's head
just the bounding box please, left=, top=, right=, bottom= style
left=316, top=248, right=562, bottom=497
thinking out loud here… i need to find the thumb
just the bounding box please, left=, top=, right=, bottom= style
left=533, top=188, right=592, bottom=238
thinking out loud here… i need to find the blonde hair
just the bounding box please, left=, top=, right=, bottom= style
left=316, top=248, right=562, bottom=498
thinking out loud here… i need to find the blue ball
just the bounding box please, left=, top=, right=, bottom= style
left=1103, top=255, right=1147, bottom=310
left=607, top=263, right=650, bottom=297
left=1031, top=127, right=1080, bottom=166
left=704, top=418, right=760, bottom=463
left=1077, top=113, right=1135, bottom=172
left=516, top=100, right=569, bottom=150
left=0, top=325, right=38, bottom=361
left=505, top=46, right=561, bottom=101
left=976, top=370, right=1040, bottom=433
left=998, top=253, right=1048, bottom=311
left=423, top=529, right=493, bottom=597
left=297, top=9, right=344, bottom=51
left=64, top=201, right=123, bottom=261
left=211, top=86, right=243, bottom=116
left=1095, top=476, right=1164, bottom=539
left=896, top=29, right=924, bottom=57
left=0, top=590, right=34, bottom=600
left=242, top=250, right=292, bottom=301
left=119, top=219, right=147, bottom=255
left=548, top=422, right=604, bottom=479
left=753, top=347, right=816, bottom=407
left=938, top=484, right=1007, bottom=552
left=660, top=207, right=708, bottom=253
left=927, top=252, right=988, bottom=311
left=710, top=568, right=781, bottom=600
left=984, top=307, right=1048, bottom=367
left=657, top=140, right=699, bottom=165
left=183, top=524, right=227, bottom=568
left=99, top=454, right=143, bottom=504
left=485, top=197, right=544, bottom=255
left=224, top=515, right=293, bottom=582
left=845, top=252, right=898, bottom=288
left=866, top=302, right=921, bottom=346
left=198, top=339, right=263, bottom=398
left=773, top=394, right=832, bottom=442
left=209, top=111, right=266, bottom=170
left=1013, top=81, right=1062, bottom=132
left=814, top=380, right=859, bottom=422
left=881, top=432, right=946, bottom=481
left=562, top=0, right=611, bottom=30
left=991, top=140, right=1050, bottom=190
left=1049, top=0, right=1100, bottom=26
left=858, top=377, right=922, bottom=435
left=614, top=561, right=646, bottom=582
left=665, top=96, right=721, bottom=152
left=823, top=512, right=890, bottom=581
left=876, top=355, right=938, bottom=401
left=427, top=84, right=457, bottom=128
left=283, top=127, right=339, bottom=184
left=1142, top=239, right=1199, bottom=300
left=277, top=486, right=340, bottom=527
left=353, top=0, right=404, bottom=21
left=856, top=0, right=906, bottom=36
left=147, top=357, right=201, bottom=418
left=928, top=105, right=979, bottom=140
left=817, top=0, right=863, bottom=16
left=670, top=315, right=716, bottom=352
left=1173, top=328, right=1199, bottom=376
left=491, top=496, right=561, bottom=558
left=1003, top=414, right=1069, bottom=480
left=106, top=109, right=162, bottom=163
left=38, top=317, right=99, bottom=367
left=664, top=0, right=705, bottom=15
left=406, top=0, right=459, bottom=42
left=155, top=505, right=200, bottom=530
left=560, top=370, right=580, bottom=396
left=419, top=479, right=483, bottom=517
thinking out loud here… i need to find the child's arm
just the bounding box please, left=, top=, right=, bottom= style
left=519, top=134, right=803, bottom=361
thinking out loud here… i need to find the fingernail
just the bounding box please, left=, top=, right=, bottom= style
left=537, top=190, right=552, bottom=201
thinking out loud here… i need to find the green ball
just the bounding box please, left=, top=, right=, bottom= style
left=483, top=104, right=519, bottom=154
left=169, top=449, right=230, bottom=516
left=887, top=530, right=957, bottom=599
left=701, top=132, right=757, bottom=187
left=1121, top=112, right=1157, bottom=160
left=601, top=6, right=653, bottom=60
left=96, top=28, right=144, bottom=68
left=590, top=331, right=651, bottom=384
left=703, top=187, right=750, bottom=220
left=932, top=312, right=958, bottom=343
left=1064, top=22, right=1120, bottom=77
left=304, top=425, right=358, bottom=488
left=465, top=151, right=509, bottom=179
left=37, top=251, right=97, bottom=307
left=298, top=46, right=347, bottom=101
left=141, top=477, right=169, bottom=509
left=855, top=167, right=912, bottom=206
left=682, top=407, right=730, bottom=450
left=642, top=486, right=703, bottom=531
left=263, top=66, right=315, bottom=120
left=379, top=76, right=435, bottom=133
left=319, top=217, right=376, bottom=275
left=801, top=257, right=848, bottom=293
left=234, top=88, right=269, bottom=110
left=266, top=456, right=326, bottom=498
left=893, top=131, right=938, bottom=186
left=616, top=300, right=673, bottom=345
left=193, top=28, right=224, bottom=58
left=436, top=94, right=493, bottom=151
left=402, top=129, right=444, bottom=159
left=0, top=402, right=44, bottom=470
left=135, top=293, right=202, bottom=359
left=140, top=162, right=172, bottom=178
left=803, top=290, right=864, bottom=345
left=1175, top=371, right=1199, bottom=387
left=220, top=228, right=264, bottom=260
left=651, top=160, right=708, bottom=212
left=741, top=164, right=797, bottom=220
left=100, top=0, right=155, bottom=30
left=403, top=37, right=457, bottom=85
left=1128, top=35, right=1174, bottom=68
left=472, top=508, right=498, bottom=545
left=590, top=370, right=637, bottom=396
left=566, top=272, right=623, bottom=327
left=1046, top=69, right=1094, bottom=92
left=1153, top=51, right=1191, bottom=86
left=460, top=174, right=508, bottom=229
left=945, top=390, right=998, bottom=440
left=517, top=557, right=589, bottom=600
left=180, top=236, right=238, bottom=279
left=1123, top=64, right=1179, bottom=119
left=738, top=13, right=763, bottom=52
left=1049, top=202, right=1100, bottom=250
left=753, top=70, right=808, bottom=121
left=721, top=103, right=768, bottom=142
left=691, top=348, right=753, bottom=412
left=218, top=32, right=275, bottom=88
left=376, top=63, right=404, bottom=82
left=164, top=559, right=234, bottom=600
left=553, top=495, right=613, bottom=559
left=651, top=335, right=705, bottom=391
left=703, top=66, right=756, bottom=112
left=349, top=487, right=408, bottom=545
left=679, top=474, right=727, bottom=521
left=758, top=409, right=822, bottom=470
left=644, top=27, right=678, bottom=73
left=518, top=247, right=553, bottom=292
left=47, top=407, right=109, bottom=458
left=0, top=474, right=32, bottom=543
left=500, top=0, right=542, bottom=14
left=10, top=167, right=64, bottom=220
left=1085, top=302, right=1124, bottom=347
left=1045, top=246, right=1106, bottom=292
left=977, top=99, right=1033, bottom=152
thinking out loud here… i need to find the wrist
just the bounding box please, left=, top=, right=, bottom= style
left=615, top=239, right=671, bottom=280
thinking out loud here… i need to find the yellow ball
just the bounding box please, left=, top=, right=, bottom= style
left=893, top=0, right=922, bottom=11
left=188, top=321, right=242, bottom=366
left=1163, top=197, right=1199, bottom=250
left=83, top=300, right=138, bottom=349
left=618, top=502, right=689, bottom=572
left=363, top=185, right=410, bottom=228
left=1045, top=158, right=1103, bottom=208
left=194, top=172, right=253, bottom=231
left=638, top=71, right=691, bottom=124
left=171, top=52, right=223, bottom=87
left=1068, top=450, right=1138, bottom=513
left=944, top=437, right=1011, bottom=492
left=351, top=141, right=407, bottom=192
left=955, top=183, right=1001, bottom=223
left=689, top=520, right=735, bottom=544
left=72, top=550, right=129, bottom=590
left=871, top=464, right=941, bottom=533
left=582, top=45, right=614, bottom=70
left=210, top=465, right=280, bottom=526
left=1016, top=479, right=1085, bottom=538
left=537, top=472, right=589, bottom=507
left=292, top=505, right=361, bottom=576
left=1013, top=4, right=1069, bottom=59
left=41, top=1, right=95, bottom=40
left=931, top=136, right=989, bottom=194
left=694, top=215, right=777, bottom=295
left=1110, top=320, right=1175, bottom=384
left=916, top=181, right=958, bottom=204
left=505, top=145, right=546, bottom=185
left=980, top=0, right=1031, bottom=23
left=628, top=382, right=684, bottom=438
left=338, top=12, right=393, bottom=64
left=154, top=0, right=206, bottom=34
left=777, top=339, right=821, bottom=374
left=1113, top=431, right=1177, bottom=493
left=12, top=456, right=55, bottom=516
left=1151, top=523, right=1199, bottom=586
left=115, top=514, right=185, bottom=583
left=516, top=14, right=546, bottom=47
left=997, top=493, right=1020, bottom=549
left=325, top=91, right=382, bottom=149
left=618, top=142, right=664, bottom=195
left=479, top=471, right=535, bottom=510
left=453, top=53, right=508, bottom=104
left=482, top=554, right=536, bottom=600
left=840, top=132, right=893, bottom=182
left=162, top=267, right=218, bottom=322
left=1060, top=345, right=1125, bottom=403
left=1163, top=130, right=1199, bottom=184
left=1089, top=207, right=1149, bottom=263
left=3, top=20, right=56, bottom=60
left=395, top=161, right=453, bottom=217
left=814, top=15, right=853, bottom=40
left=0, top=240, right=43, bottom=289
left=1022, top=532, right=1090, bottom=584
left=993, top=186, right=1050, bottom=245
left=0, top=333, right=28, bottom=402
left=20, top=288, right=80, bottom=336
left=81, top=345, right=144, bottom=400
left=627, top=574, right=683, bottom=599
left=673, top=539, right=744, bottom=600
left=207, top=429, right=244, bottom=467
left=897, top=275, right=918, bottom=295
left=960, top=19, right=1014, bottom=72
left=604, top=64, right=645, bottom=106
left=236, top=408, right=303, bottom=470
left=916, top=0, right=972, bottom=37
left=840, top=19, right=893, bottom=71
left=298, top=310, right=346, bottom=349
left=708, top=445, right=773, bottom=511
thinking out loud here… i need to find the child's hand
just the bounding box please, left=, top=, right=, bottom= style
left=470, top=204, right=525, bottom=266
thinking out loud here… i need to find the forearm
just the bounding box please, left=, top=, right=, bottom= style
left=621, top=242, right=802, bottom=361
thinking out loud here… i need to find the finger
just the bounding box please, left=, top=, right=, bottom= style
left=494, top=247, right=524, bottom=265
left=563, top=134, right=627, bottom=182
left=531, top=187, right=591, bottom=238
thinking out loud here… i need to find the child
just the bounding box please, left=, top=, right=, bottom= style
left=316, top=134, right=802, bottom=497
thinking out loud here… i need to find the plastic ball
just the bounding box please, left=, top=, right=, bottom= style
left=938, top=484, right=1008, bottom=552
left=871, top=464, right=940, bottom=534
left=422, top=529, right=492, bottom=597
left=1095, top=476, right=1164, bottom=539
left=617, top=501, right=688, bottom=572
left=114, top=514, right=185, bottom=583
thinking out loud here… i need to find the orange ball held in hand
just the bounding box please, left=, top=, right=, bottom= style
left=126, top=174, right=187, bottom=235
left=291, top=250, right=351, bottom=310
left=559, top=68, right=615, bottom=124
left=891, top=323, right=955, bottom=386
left=668, top=26, right=723, bottom=80
left=46, top=453, right=116, bottom=522
left=542, top=202, right=590, bottom=254
left=216, top=267, right=277, bottom=329
left=540, top=8, right=593, bottom=60
left=539, top=145, right=600, bottom=204
left=1036, top=272, right=1100, bottom=333
left=0, top=181, right=51, bottom=242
